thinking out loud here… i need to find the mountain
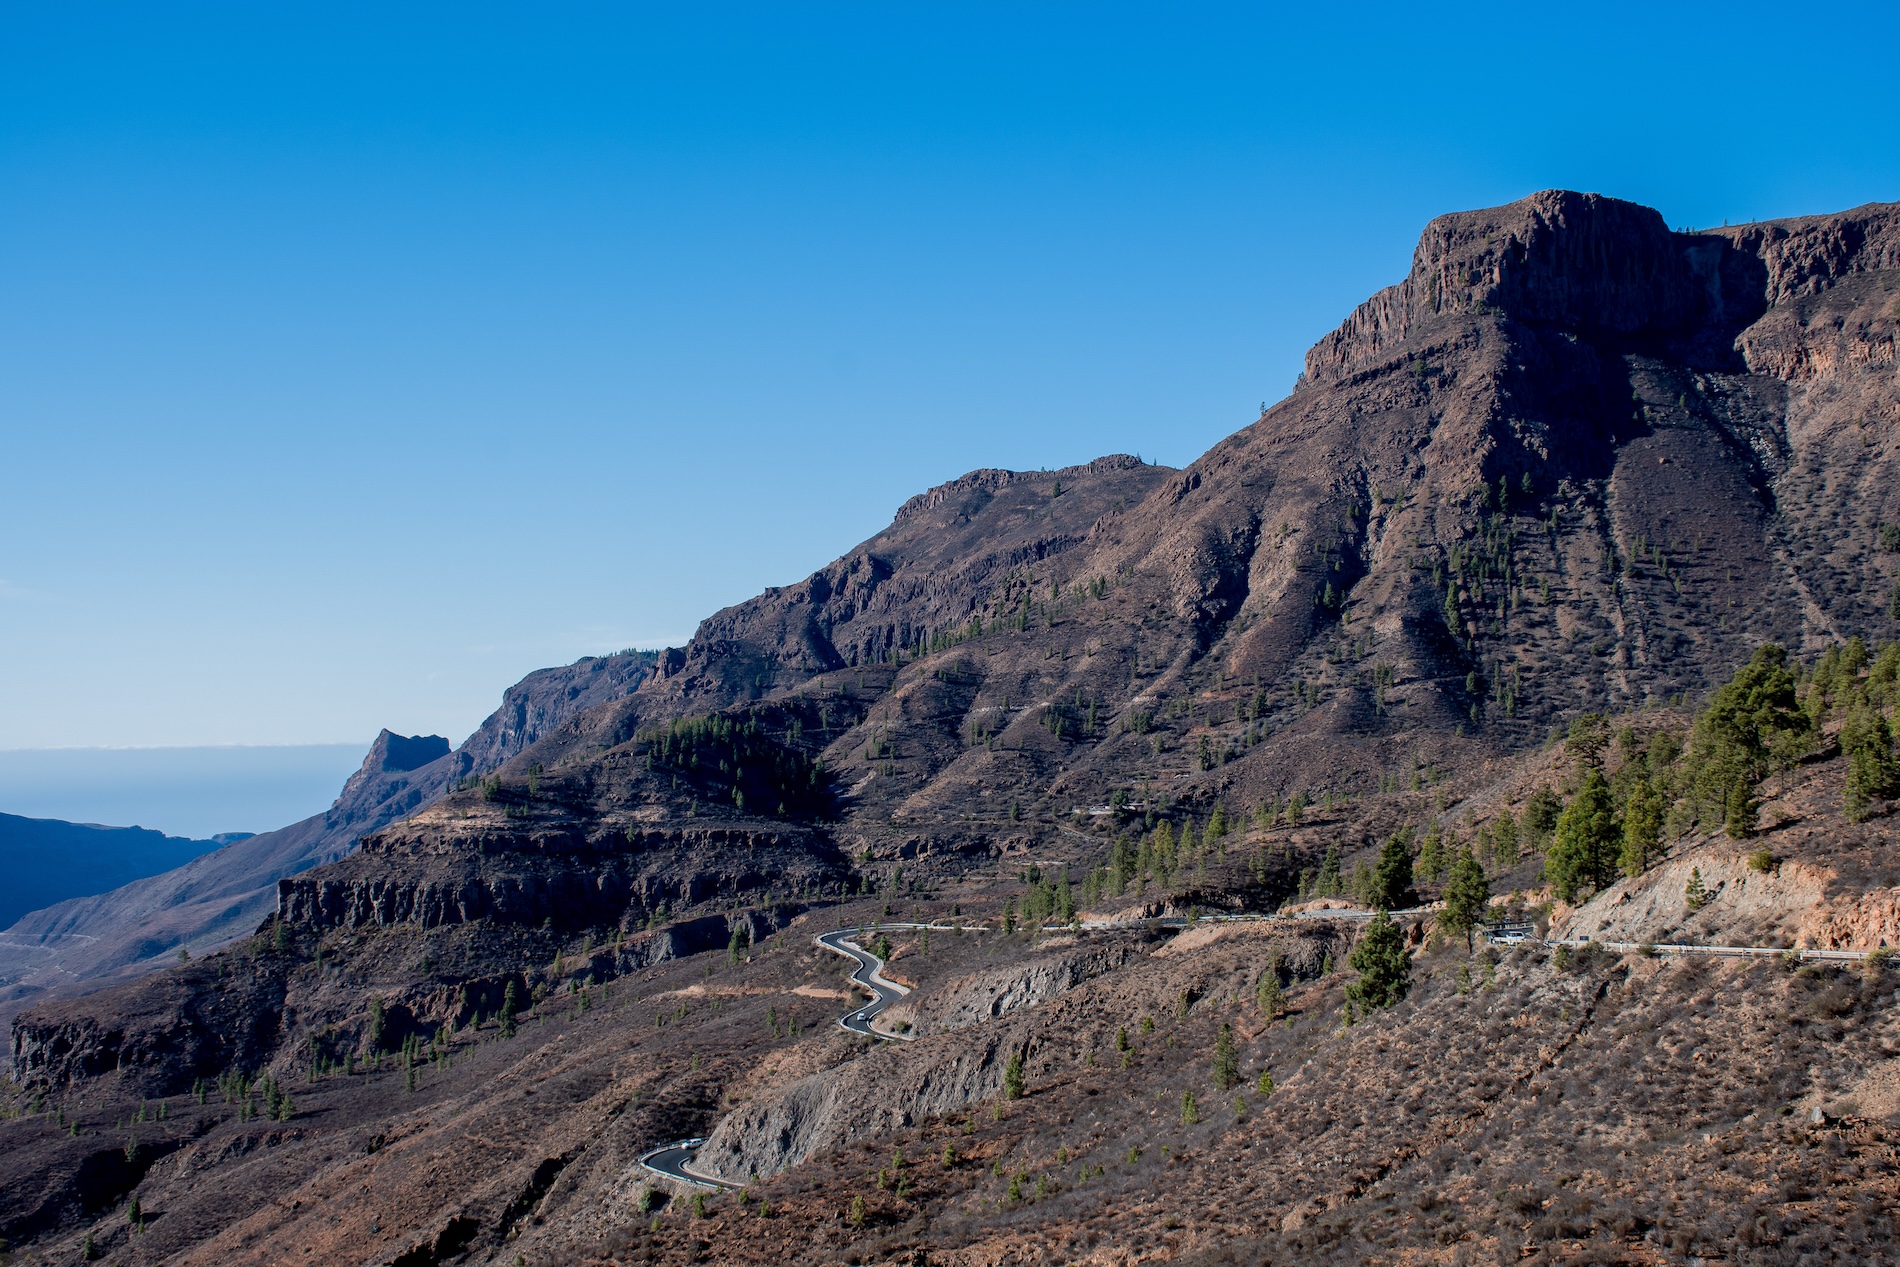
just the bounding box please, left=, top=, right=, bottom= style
left=0, top=651, right=658, bottom=1023
left=4, top=191, right=1899, bottom=1264
left=317, top=193, right=1896, bottom=904
left=0, top=816, right=225, bottom=929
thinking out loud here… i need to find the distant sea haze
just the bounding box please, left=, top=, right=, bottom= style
left=0, top=744, right=367, bottom=841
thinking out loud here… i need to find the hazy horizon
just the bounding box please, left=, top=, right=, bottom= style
left=0, top=743, right=370, bottom=841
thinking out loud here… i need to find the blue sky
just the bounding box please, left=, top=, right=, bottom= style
left=6, top=1, right=1899, bottom=753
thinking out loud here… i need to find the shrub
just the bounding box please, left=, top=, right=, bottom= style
left=1747, top=849, right=1776, bottom=874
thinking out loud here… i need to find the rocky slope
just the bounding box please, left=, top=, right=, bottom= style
left=4, top=189, right=1900, bottom=1264
left=0, top=652, right=657, bottom=1024
left=435, top=191, right=1900, bottom=882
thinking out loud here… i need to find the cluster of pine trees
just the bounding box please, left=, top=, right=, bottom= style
left=639, top=709, right=832, bottom=818
left=1085, top=809, right=1234, bottom=900
left=1539, top=640, right=1899, bottom=902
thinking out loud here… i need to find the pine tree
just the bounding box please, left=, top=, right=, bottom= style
left=1004, top=1050, right=1026, bottom=1100
left=1345, top=910, right=1410, bottom=1009
left=499, top=980, right=519, bottom=1038
left=1370, top=830, right=1414, bottom=910
left=1316, top=843, right=1342, bottom=897
left=1724, top=776, right=1757, bottom=839
left=1256, top=971, right=1285, bottom=1019
left=1212, top=1022, right=1240, bottom=1091
left=1619, top=779, right=1664, bottom=877
left=1181, top=1089, right=1200, bottom=1125
left=1685, top=867, right=1709, bottom=911
left=1545, top=767, right=1619, bottom=902
left=1440, top=846, right=1490, bottom=951
left=1843, top=705, right=1899, bottom=821
left=1417, top=828, right=1444, bottom=884
left=1523, top=787, right=1563, bottom=849
left=1492, top=808, right=1520, bottom=862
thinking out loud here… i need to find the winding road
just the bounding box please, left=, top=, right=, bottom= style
left=637, top=923, right=957, bottom=1191
left=817, top=925, right=928, bottom=1038
left=637, top=905, right=1871, bottom=1192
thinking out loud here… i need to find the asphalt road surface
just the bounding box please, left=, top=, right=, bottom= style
left=637, top=923, right=941, bottom=1190
left=635, top=1138, right=739, bottom=1192
left=816, top=926, right=919, bottom=1038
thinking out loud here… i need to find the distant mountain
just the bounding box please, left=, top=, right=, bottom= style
left=0, top=651, right=657, bottom=1022
left=0, top=816, right=226, bottom=929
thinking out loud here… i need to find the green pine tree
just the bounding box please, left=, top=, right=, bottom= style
left=1345, top=910, right=1410, bottom=1010
left=1003, top=1050, right=1026, bottom=1100
left=1618, top=779, right=1664, bottom=878
left=1492, top=809, right=1520, bottom=863
left=1315, top=843, right=1342, bottom=897
left=1370, top=830, right=1414, bottom=910
left=1439, top=846, right=1490, bottom=951
left=1545, top=767, right=1619, bottom=902
left=1724, top=776, right=1757, bottom=839
left=1212, top=1022, right=1239, bottom=1091
left=1256, top=971, right=1285, bottom=1019
left=499, top=980, right=519, bottom=1038
left=1842, top=705, right=1899, bottom=821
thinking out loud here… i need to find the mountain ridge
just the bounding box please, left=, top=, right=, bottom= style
left=5, top=188, right=1899, bottom=1265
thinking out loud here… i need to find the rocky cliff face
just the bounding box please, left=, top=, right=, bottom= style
left=0, top=654, right=658, bottom=1024
left=7, top=189, right=1900, bottom=1264
left=136, top=188, right=1896, bottom=960
left=543, top=189, right=1900, bottom=854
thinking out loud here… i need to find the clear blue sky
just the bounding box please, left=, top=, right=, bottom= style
left=6, top=1, right=1898, bottom=750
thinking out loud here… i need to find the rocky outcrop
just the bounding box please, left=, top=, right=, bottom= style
left=692, top=944, right=1161, bottom=1181
left=277, top=820, right=839, bottom=934
left=1549, top=846, right=1834, bottom=949
left=10, top=955, right=287, bottom=1095
left=450, top=652, right=656, bottom=776
left=0, top=654, right=658, bottom=1022
left=881, top=940, right=1142, bottom=1036
left=693, top=1016, right=1023, bottom=1182
left=1301, top=192, right=1756, bottom=386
